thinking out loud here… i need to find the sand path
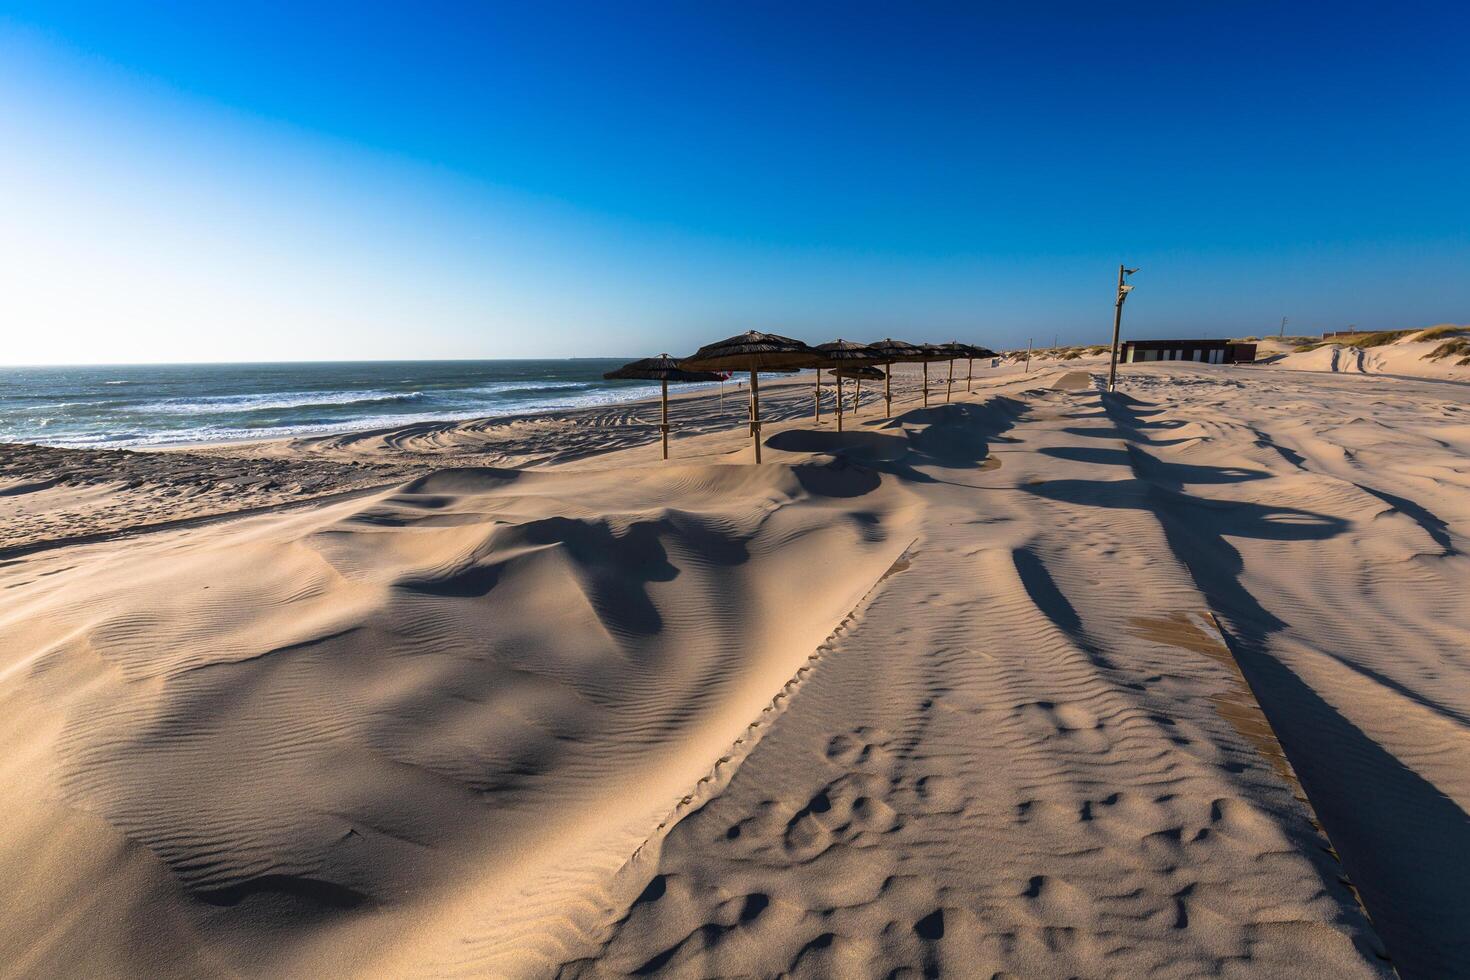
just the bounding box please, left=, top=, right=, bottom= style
left=556, top=376, right=1392, bottom=977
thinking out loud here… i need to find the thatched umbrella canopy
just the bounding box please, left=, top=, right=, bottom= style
left=815, top=340, right=880, bottom=432
left=866, top=338, right=927, bottom=417
left=867, top=338, right=924, bottom=361
left=911, top=343, right=953, bottom=408
left=935, top=341, right=971, bottom=403
left=957, top=343, right=997, bottom=392
left=827, top=364, right=885, bottom=379
left=604, top=355, right=724, bottom=460
left=679, top=331, right=819, bottom=462
left=829, top=364, right=885, bottom=417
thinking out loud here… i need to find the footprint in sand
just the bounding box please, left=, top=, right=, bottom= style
left=823, top=726, right=892, bottom=767
left=912, top=773, right=968, bottom=815
left=1015, top=700, right=1112, bottom=752
left=782, top=773, right=898, bottom=861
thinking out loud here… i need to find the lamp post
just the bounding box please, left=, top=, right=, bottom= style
left=1106, top=264, right=1139, bottom=393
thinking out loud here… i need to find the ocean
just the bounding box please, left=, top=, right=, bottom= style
left=0, top=360, right=700, bottom=449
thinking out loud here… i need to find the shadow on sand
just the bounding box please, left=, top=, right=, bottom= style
left=1027, top=388, right=1468, bottom=977
left=768, top=398, right=1023, bottom=489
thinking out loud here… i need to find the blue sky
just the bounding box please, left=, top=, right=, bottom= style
left=2, top=1, right=1467, bottom=363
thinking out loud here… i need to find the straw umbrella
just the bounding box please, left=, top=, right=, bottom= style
left=935, top=342, right=970, bottom=403
left=831, top=364, right=884, bottom=417
left=604, top=355, right=724, bottom=460
left=680, top=331, right=819, bottom=462
left=811, top=366, right=824, bottom=425
left=815, top=340, right=880, bottom=433
left=962, top=344, right=997, bottom=392
left=913, top=344, right=951, bottom=409
left=866, top=338, right=925, bottom=418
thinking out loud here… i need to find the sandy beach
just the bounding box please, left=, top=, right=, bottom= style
left=3, top=357, right=1467, bottom=977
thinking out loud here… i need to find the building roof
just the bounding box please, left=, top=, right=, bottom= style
left=1123, top=338, right=1247, bottom=347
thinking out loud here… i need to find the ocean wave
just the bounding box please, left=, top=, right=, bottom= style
left=3, top=362, right=737, bottom=449
left=132, top=389, right=427, bottom=415
left=30, top=381, right=693, bottom=448
left=458, top=380, right=596, bottom=397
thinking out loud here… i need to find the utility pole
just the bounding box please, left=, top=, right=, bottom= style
left=1106, top=264, right=1139, bottom=393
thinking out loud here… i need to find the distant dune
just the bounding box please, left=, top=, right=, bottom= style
left=1264, top=324, right=1470, bottom=380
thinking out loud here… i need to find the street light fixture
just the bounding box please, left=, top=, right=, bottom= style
left=1106, top=265, right=1139, bottom=392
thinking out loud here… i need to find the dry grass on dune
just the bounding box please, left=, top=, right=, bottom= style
left=1419, top=324, right=1470, bottom=366
left=1293, top=330, right=1414, bottom=353
left=1273, top=324, right=1470, bottom=378
left=1425, top=338, right=1470, bottom=364
left=1291, top=324, right=1467, bottom=356
left=1413, top=323, right=1469, bottom=342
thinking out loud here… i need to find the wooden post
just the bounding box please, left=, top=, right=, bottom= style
left=1025, top=339, right=1033, bottom=373
left=813, top=370, right=821, bottom=424
left=836, top=374, right=844, bottom=432
left=922, top=361, right=929, bottom=407
left=853, top=375, right=861, bottom=415
left=967, top=356, right=974, bottom=392
left=884, top=365, right=893, bottom=417
left=660, top=379, right=669, bottom=460
left=946, top=357, right=954, bottom=403
left=1107, top=263, right=1130, bottom=393
left=750, top=366, right=762, bottom=463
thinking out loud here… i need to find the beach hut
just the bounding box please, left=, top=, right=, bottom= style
left=604, top=355, right=725, bottom=460
left=866, top=338, right=925, bottom=418
left=679, top=331, right=819, bottom=462
left=815, top=340, right=881, bottom=433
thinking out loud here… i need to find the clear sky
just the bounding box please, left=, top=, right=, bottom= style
left=2, top=2, right=1467, bottom=364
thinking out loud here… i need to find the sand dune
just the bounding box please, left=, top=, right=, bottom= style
left=1, top=455, right=917, bottom=977
left=1268, top=325, right=1470, bottom=380
left=4, top=360, right=1469, bottom=976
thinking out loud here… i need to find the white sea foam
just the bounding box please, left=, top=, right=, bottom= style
left=132, top=390, right=426, bottom=415
left=0, top=360, right=736, bottom=450
left=34, top=380, right=694, bottom=448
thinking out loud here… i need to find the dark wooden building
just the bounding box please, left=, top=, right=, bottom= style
left=1121, top=339, right=1257, bottom=365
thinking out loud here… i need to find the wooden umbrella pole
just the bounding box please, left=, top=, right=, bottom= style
left=750, top=366, right=762, bottom=463
left=946, top=357, right=954, bottom=403
left=885, top=364, right=892, bottom=417
left=967, top=357, right=974, bottom=392
left=813, top=370, right=821, bottom=424
left=854, top=376, right=861, bottom=415
left=836, top=375, right=844, bottom=432
left=922, top=361, right=929, bottom=407
left=660, top=379, right=669, bottom=460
